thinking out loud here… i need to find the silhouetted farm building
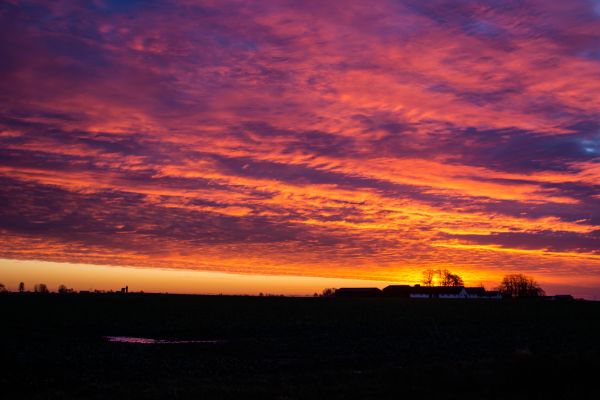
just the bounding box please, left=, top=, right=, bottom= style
left=465, top=287, right=502, bottom=299
left=336, top=285, right=502, bottom=299
left=551, top=294, right=574, bottom=301
left=383, top=285, right=469, bottom=299
left=334, top=288, right=382, bottom=297
left=381, top=285, right=413, bottom=297
left=411, top=286, right=468, bottom=299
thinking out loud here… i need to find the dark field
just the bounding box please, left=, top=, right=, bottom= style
left=2, top=294, right=600, bottom=399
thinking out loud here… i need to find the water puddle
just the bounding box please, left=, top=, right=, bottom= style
left=104, top=336, right=224, bottom=344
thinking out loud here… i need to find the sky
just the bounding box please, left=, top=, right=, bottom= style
left=1, top=0, right=600, bottom=297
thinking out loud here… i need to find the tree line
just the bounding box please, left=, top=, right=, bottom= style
left=419, top=269, right=545, bottom=298
left=421, top=269, right=464, bottom=287
left=319, top=270, right=547, bottom=298
left=0, top=282, right=75, bottom=294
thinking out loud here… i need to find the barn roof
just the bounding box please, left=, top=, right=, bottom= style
left=382, top=285, right=413, bottom=296
left=382, top=285, right=466, bottom=295
left=334, top=287, right=381, bottom=297
left=465, top=287, right=486, bottom=296
left=411, top=286, right=465, bottom=295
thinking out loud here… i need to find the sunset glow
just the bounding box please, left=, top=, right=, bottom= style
left=1, top=1, right=600, bottom=296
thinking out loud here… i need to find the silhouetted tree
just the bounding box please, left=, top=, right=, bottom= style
left=18, top=282, right=25, bottom=293
left=421, top=269, right=464, bottom=287
left=58, top=284, right=73, bottom=294
left=0, top=283, right=7, bottom=293
left=34, top=283, right=49, bottom=293
left=497, top=274, right=545, bottom=298
left=421, top=269, right=435, bottom=286
left=440, top=269, right=464, bottom=287
left=321, top=288, right=336, bottom=297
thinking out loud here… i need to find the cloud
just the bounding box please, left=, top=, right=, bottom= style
left=1, top=0, right=600, bottom=288
left=442, top=230, right=600, bottom=255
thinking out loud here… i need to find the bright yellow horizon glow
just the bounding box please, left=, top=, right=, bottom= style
left=0, top=259, right=401, bottom=296
left=2, top=259, right=599, bottom=299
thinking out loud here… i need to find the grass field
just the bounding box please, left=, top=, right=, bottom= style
left=2, top=293, right=600, bottom=399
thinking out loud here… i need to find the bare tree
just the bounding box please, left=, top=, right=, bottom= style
left=58, top=284, right=73, bottom=294
left=497, top=274, right=545, bottom=298
left=421, top=269, right=435, bottom=286
left=18, top=282, right=25, bottom=293
left=321, top=288, right=336, bottom=297
left=422, top=269, right=464, bottom=287
left=439, top=269, right=464, bottom=287
left=34, top=283, right=49, bottom=293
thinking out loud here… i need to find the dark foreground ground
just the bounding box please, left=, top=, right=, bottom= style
left=2, top=294, right=600, bottom=399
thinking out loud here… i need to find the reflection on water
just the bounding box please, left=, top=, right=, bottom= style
left=104, top=336, right=224, bottom=344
